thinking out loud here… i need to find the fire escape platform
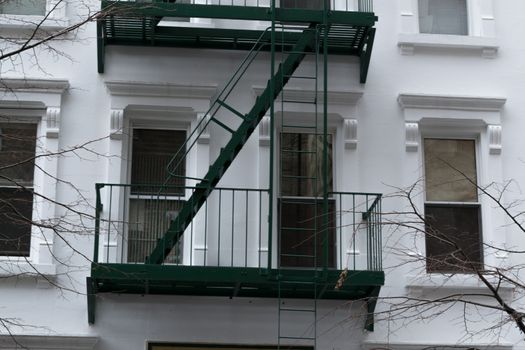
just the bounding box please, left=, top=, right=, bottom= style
left=90, top=263, right=384, bottom=299
left=98, top=1, right=378, bottom=82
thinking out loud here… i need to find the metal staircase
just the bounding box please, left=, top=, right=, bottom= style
left=146, top=24, right=319, bottom=265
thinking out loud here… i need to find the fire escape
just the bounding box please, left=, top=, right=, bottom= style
left=89, top=0, right=382, bottom=346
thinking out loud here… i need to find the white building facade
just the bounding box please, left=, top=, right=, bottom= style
left=0, top=0, right=523, bottom=350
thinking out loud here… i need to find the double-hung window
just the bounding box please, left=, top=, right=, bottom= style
left=0, top=0, right=46, bottom=15
left=127, top=128, right=186, bottom=263
left=0, top=122, right=37, bottom=256
left=279, top=132, right=335, bottom=268
left=418, top=0, right=468, bottom=35
left=423, top=138, right=483, bottom=273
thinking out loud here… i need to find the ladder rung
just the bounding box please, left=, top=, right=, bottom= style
left=281, top=125, right=318, bottom=130
left=279, top=336, right=316, bottom=341
left=217, top=99, right=246, bottom=120
left=210, top=117, right=234, bottom=134
left=282, top=99, right=317, bottom=104
left=280, top=307, right=316, bottom=313
left=279, top=227, right=316, bottom=232
left=283, top=75, right=317, bottom=80
left=280, top=253, right=316, bottom=258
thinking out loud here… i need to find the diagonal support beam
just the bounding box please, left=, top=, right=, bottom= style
left=145, top=26, right=319, bottom=265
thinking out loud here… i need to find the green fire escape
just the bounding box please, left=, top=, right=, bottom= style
left=89, top=0, right=382, bottom=344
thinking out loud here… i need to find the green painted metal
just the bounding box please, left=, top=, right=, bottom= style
left=364, top=286, right=381, bottom=331
left=359, top=27, right=375, bottom=83
left=146, top=26, right=319, bottom=265
left=102, top=2, right=376, bottom=25
left=91, top=263, right=384, bottom=300
left=87, top=277, right=96, bottom=324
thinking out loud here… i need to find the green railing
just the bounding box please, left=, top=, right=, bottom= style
left=93, top=184, right=381, bottom=271
left=109, top=0, right=373, bottom=13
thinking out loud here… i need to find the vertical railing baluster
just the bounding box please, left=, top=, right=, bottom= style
left=218, top=189, right=222, bottom=266
left=245, top=190, right=249, bottom=267
left=107, top=185, right=113, bottom=263
left=204, top=199, right=208, bottom=266
left=231, top=190, right=235, bottom=267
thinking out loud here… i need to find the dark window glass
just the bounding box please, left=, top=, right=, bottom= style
left=279, top=198, right=335, bottom=268
left=130, top=129, right=186, bottom=195
left=280, top=133, right=332, bottom=197
left=0, top=187, right=33, bottom=256
left=0, top=123, right=37, bottom=187
left=419, top=0, right=468, bottom=35
left=0, top=0, right=46, bottom=15
left=128, top=129, right=186, bottom=263
left=0, top=123, right=36, bottom=257
left=425, top=204, right=482, bottom=273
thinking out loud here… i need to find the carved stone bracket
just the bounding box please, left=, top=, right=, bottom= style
left=488, top=124, right=502, bottom=155
left=197, top=113, right=211, bottom=144
left=45, top=107, right=61, bottom=138
left=343, top=119, right=358, bottom=150
left=110, top=109, right=124, bottom=140
left=405, top=122, right=419, bottom=152
left=259, top=116, right=271, bottom=147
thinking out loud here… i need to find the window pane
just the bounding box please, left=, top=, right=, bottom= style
left=128, top=198, right=183, bottom=263
left=418, top=0, right=468, bottom=35
left=0, top=0, right=46, bottom=15
left=0, top=123, right=37, bottom=187
left=424, top=139, right=477, bottom=202
left=279, top=198, right=335, bottom=268
left=130, top=129, right=186, bottom=195
left=280, top=133, right=332, bottom=197
left=425, top=204, right=482, bottom=272
left=0, top=188, right=33, bottom=256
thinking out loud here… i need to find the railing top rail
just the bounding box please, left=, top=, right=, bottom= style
left=96, top=183, right=269, bottom=192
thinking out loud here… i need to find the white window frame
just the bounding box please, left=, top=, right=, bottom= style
left=101, top=80, right=217, bottom=265
left=398, top=0, right=498, bottom=58
left=123, top=122, right=192, bottom=264
left=0, top=77, right=68, bottom=277
left=399, top=93, right=508, bottom=289
left=254, top=86, right=364, bottom=270
left=0, top=0, right=68, bottom=30
left=421, top=135, right=484, bottom=273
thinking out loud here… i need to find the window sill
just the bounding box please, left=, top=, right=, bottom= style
left=0, top=14, right=69, bottom=31
left=398, top=33, right=499, bottom=58
left=406, top=273, right=514, bottom=298
left=0, top=259, right=57, bottom=277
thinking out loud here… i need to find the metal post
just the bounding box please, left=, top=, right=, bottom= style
left=322, top=0, right=329, bottom=272
left=267, top=0, right=276, bottom=273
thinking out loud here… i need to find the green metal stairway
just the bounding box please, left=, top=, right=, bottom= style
left=145, top=24, right=320, bottom=265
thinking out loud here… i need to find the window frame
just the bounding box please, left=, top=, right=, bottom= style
left=122, top=123, right=192, bottom=264
left=0, top=121, right=39, bottom=257
left=0, top=0, right=68, bottom=30
left=421, top=136, right=484, bottom=273
left=276, top=129, right=337, bottom=269
left=417, top=0, right=470, bottom=36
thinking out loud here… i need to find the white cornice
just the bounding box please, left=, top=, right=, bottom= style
left=0, top=335, right=98, bottom=350
left=252, top=86, right=364, bottom=106
left=0, top=78, right=69, bottom=94
left=105, top=80, right=217, bottom=100
left=363, top=341, right=513, bottom=350
left=398, top=93, right=506, bottom=112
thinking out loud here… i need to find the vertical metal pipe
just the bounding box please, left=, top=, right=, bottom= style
left=267, top=0, right=276, bottom=272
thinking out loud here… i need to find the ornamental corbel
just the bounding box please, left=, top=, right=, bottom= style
left=45, top=107, right=61, bottom=138
left=488, top=124, right=502, bottom=155
left=259, top=116, right=271, bottom=147
left=110, top=109, right=124, bottom=140
left=405, top=122, right=419, bottom=152
left=343, top=119, right=358, bottom=149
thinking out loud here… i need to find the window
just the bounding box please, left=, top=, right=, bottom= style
left=424, top=138, right=483, bottom=273
left=0, top=0, right=46, bottom=15
left=418, top=0, right=468, bottom=35
left=0, top=123, right=37, bottom=256
left=127, top=128, right=186, bottom=263
left=279, top=132, right=335, bottom=268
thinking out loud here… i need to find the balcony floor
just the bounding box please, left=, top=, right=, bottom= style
left=90, top=263, right=383, bottom=299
